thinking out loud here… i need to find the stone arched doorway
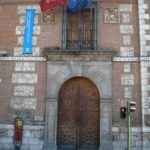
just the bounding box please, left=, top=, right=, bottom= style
left=57, top=77, right=100, bottom=150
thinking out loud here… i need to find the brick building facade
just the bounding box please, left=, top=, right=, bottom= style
left=0, top=0, right=149, bottom=150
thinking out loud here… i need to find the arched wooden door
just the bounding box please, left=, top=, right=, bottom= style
left=57, top=77, right=100, bottom=150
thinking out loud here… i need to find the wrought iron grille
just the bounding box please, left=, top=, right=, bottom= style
left=62, top=6, right=97, bottom=50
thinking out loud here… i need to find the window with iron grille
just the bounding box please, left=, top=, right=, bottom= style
left=62, top=4, right=97, bottom=50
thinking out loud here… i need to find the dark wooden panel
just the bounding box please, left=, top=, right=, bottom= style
left=57, top=77, right=100, bottom=150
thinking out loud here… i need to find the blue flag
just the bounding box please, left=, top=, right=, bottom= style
left=67, top=0, right=78, bottom=12
left=67, top=0, right=91, bottom=12
left=23, top=9, right=36, bottom=54
left=78, top=0, right=89, bottom=9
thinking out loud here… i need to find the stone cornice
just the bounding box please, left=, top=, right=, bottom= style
left=0, top=56, right=46, bottom=61
left=44, top=48, right=115, bottom=61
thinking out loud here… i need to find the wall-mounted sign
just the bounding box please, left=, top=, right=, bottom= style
left=23, top=9, right=36, bottom=54
left=104, top=8, right=120, bottom=24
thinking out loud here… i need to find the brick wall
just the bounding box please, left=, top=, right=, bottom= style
left=0, top=60, right=46, bottom=123
left=112, top=62, right=141, bottom=126
left=0, top=2, right=46, bottom=150
left=0, top=5, right=18, bottom=54
left=99, top=0, right=140, bottom=57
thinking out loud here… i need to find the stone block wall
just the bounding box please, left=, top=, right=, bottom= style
left=112, top=128, right=143, bottom=150
left=0, top=60, right=46, bottom=121
left=0, top=124, right=44, bottom=150
left=11, top=60, right=46, bottom=122
left=112, top=60, right=142, bottom=149
left=112, top=62, right=141, bottom=126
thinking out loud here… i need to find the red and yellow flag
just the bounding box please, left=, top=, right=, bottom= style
left=40, top=0, right=66, bottom=12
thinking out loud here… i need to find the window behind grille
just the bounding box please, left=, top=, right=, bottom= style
left=62, top=6, right=97, bottom=50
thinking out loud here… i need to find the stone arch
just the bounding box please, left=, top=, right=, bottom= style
left=48, top=74, right=103, bottom=101
left=58, top=75, right=102, bottom=98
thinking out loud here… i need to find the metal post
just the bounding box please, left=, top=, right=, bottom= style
left=127, top=101, right=132, bottom=150
left=15, top=145, right=20, bottom=150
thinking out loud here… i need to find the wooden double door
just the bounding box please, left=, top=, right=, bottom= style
left=57, top=77, right=100, bottom=150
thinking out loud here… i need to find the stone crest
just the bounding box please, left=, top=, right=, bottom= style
left=104, top=8, right=120, bottom=23
left=41, top=11, right=56, bottom=24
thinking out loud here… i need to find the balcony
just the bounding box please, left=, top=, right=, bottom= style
left=43, top=47, right=116, bottom=62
